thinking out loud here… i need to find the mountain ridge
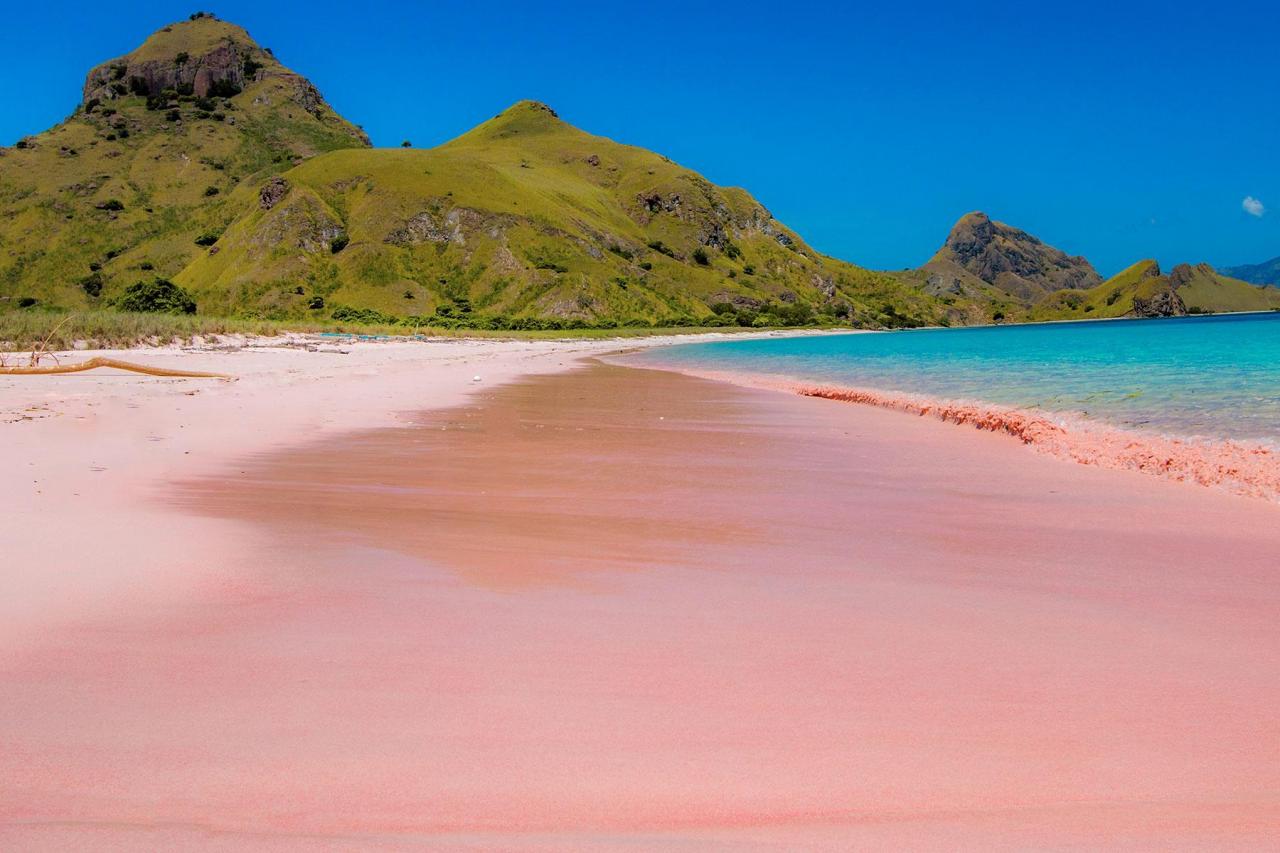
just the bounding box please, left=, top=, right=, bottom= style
left=1220, top=255, right=1280, bottom=286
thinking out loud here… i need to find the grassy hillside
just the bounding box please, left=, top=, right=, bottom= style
left=0, top=16, right=367, bottom=314
left=177, top=101, right=953, bottom=329
left=1031, top=260, right=1280, bottom=320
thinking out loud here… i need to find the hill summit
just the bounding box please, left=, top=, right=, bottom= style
left=0, top=14, right=369, bottom=312
left=921, top=211, right=1101, bottom=301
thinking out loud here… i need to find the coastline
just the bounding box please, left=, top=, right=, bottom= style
left=618, top=359, right=1280, bottom=503
left=3, top=356, right=1279, bottom=848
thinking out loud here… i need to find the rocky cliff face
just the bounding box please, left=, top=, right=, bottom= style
left=922, top=212, right=1101, bottom=301
left=82, top=16, right=260, bottom=104
left=84, top=41, right=252, bottom=103
left=1131, top=287, right=1188, bottom=317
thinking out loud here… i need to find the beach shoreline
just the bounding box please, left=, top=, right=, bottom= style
left=4, top=335, right=1280, bottom=849
left=612, top=359, right=1280, bottom=503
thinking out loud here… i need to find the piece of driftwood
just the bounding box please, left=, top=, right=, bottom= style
left=0, top=357, right=232, bottom=380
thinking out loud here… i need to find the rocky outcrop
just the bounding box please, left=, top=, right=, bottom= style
left=259, top=177, right=289, bottom=210
left=1131, top=288, right=1188, bottom=317
left=84, top=41, right=255, bottom=103
left=923, top=212, right=1101, bottom=301
left=1167, top=262, right=1214, bottom=289
left=251, top=191, right=344, bottom=255
left=385, top=206, right=503, bottom=247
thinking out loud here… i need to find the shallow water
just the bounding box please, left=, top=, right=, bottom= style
left=634, top=313, right=1280, bottom=445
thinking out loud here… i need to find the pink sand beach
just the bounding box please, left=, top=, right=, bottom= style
left=3, top=335, right=1279, bottom=850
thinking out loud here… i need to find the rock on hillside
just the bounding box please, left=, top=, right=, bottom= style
left=921, top=212, right=1101, bottom=302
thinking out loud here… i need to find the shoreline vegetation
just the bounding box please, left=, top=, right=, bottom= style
left=0, top=308, right=818, bottom=352
left=4, top=304, right=1278, bottom=353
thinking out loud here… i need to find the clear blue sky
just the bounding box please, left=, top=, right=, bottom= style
left=2, top=0, right=1277, bottom=275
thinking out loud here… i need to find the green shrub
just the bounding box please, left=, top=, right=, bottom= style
left=112, top=279, right=197, bottom=314
left=17, top=296, right=38, bottom=308
left=638, top=261, right=653, bottom=271
left=139, top=261, right=154, bottom=271
left=96, top=199, right=125, bottom=211
left=194, top=231, right=220, bottom=247
left=207, top=80, right=242, bottom=98
left=692, top=247, right=710, bottom=265
left=80, top=273, right=104, bottom=298
left=203, top=185, right=220, bottom=197
left=308, top=295, right=325, bottom=310
left=331, top=304, right=396, bottom=324
left=330, top=234, right=349, bottom=253
left=743, top=264, right=755, bottom=275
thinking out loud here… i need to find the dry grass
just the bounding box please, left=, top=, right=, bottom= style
left=0, top=310, right=749, bottom=352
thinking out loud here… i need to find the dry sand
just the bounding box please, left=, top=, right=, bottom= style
left=2, top=335, right=1279, bottom=850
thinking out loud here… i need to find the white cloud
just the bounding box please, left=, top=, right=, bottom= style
left=1243, top=196, right=1265, bottom=217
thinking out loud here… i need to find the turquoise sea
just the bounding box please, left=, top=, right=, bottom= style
left=636, top=313, right=1280, bottom=446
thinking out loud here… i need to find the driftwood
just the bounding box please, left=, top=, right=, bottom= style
left=0, top=357, right=232, bottom=380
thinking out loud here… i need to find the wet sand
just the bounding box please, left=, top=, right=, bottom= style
left=3, top=361, right=1280, bottom=849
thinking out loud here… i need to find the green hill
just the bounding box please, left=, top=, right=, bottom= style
left=0, top=16, right=960, bottom=331
left=1031, top=260, right=1280, bottom=319
left=0, top=15, right=367, bottom=314
left=177, top=100, right=958, bottom=328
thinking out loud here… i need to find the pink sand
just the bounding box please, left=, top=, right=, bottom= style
left=633, top=363, right=1280, bottom=502
left=2, top=339, right=1279, bottom=850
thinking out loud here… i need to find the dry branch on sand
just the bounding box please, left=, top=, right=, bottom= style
left=0, top=357, right=232, bottom=380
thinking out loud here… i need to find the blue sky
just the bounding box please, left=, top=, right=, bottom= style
left=2, top=0, right=1276, bottom=275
